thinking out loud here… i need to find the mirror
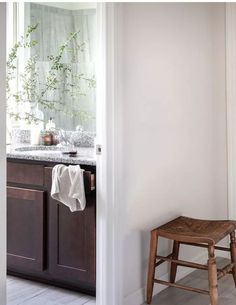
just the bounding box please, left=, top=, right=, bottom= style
left=23, top=2, right=96, bottom=132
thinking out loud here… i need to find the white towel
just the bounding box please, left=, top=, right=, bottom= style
left=51, top=164, right=86, bottom=212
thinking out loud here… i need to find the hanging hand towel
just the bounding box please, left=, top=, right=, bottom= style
left=51, top=164, right=86, bottom=212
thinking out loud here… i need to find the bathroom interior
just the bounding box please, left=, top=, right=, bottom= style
left=4, top=2, right=236, bottom=305
left=6, top=2, right=96, bottom=304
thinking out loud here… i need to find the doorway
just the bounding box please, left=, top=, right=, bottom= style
left=6, top=2, right=97, bottom=305
left=2, top=3, right=121, bottom=305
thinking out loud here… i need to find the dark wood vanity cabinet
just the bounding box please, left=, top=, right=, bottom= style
left=45, top=167, right=96, bottom=287
left=7, top=160, right=96, bottom=295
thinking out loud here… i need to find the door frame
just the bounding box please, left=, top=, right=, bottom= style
left=226, top=3, right=236, bottom=220
left=0, top=3, right=6, bottom=305
left=96, top=3, right=123, bottom=305
left=0, top=3, right=124, bottom=305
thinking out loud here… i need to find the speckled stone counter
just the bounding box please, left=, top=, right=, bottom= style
left=7, top=145, right=96, bottom=166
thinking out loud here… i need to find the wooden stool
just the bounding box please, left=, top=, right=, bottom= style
left=146, top=216, right=236, bottom=305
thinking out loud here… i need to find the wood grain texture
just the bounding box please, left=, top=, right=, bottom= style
left=230, top=231, right=236, bottom=286
left=7, top=162, right=44, bottom=186
left=146, top=231, right=158, bottom=304
left=154, top=279, right=209, bottom=295
left=170, top=241, right=180, bottom=283
left=7, top=187, right=45, bottom=272
left=208, top=246, right=218, bottom=305
left=45, top=167, right=96, bottom=289
left=7, top=161, right=96, bottom=295
left=156, top=255, right=208, bottom=270
left=146, top=217, right=236, bottom=305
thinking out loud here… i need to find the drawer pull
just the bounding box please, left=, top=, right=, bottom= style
left=84, top=171, right=96, bottom=194
left=91, top=174, right=95, bottom=191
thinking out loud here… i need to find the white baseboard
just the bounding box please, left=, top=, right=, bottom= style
left=124, top=251, right=209, bottom=305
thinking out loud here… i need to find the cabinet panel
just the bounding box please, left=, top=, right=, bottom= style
left=45, top=167, right=96, bottom=288
left=7, top=162, right=44, bottom=186
left=7, top=186, right=45, bottom=272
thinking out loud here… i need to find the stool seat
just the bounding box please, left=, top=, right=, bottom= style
left=155, top=216, right=236, bottom=245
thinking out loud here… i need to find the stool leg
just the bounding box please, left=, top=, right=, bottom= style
left=230, top=231, right=236, bottom=286
left=170, top=240, right=180, bottom=283
left=208, top=245, right=218, bottom=305
left=146, top=230, right=158, bottom=304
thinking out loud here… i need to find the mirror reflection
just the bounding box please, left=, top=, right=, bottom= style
left=8, top=2, right=96, bottom=135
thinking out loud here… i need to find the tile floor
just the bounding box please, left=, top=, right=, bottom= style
left=7, top=276, right=95, bottom=305
left=7, top=258, right=236, bottom=305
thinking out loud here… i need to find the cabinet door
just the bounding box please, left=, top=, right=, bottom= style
left=7, top=186, right=45, bottom=272
left=45, top=167, right=96, bottom=289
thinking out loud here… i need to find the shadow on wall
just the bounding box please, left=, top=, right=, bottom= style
left=123, top=219, right=175, bottom=300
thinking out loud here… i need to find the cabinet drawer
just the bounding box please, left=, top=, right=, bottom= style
left=7, top=187, right=45, bottom=272
left=7, top=162, right=44, bottom=186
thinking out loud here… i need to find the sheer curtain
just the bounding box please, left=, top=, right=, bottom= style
left=28, top=3, right=96, bottom=131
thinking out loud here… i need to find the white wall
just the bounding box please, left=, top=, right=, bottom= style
left=120, top=3, right=227, bottom=304
left=0, top=3, right=6, bottom=305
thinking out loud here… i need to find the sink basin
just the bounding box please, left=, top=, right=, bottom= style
left=18, top=150, right=64, bottom=155
left=14, top=146, right=92, bottom=158
left=15, top=146, right=77, bottom=156
left=15, top=146, right=66, bottom=152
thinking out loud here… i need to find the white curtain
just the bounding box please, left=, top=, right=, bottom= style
left=28, top=3, right=96, bottom=131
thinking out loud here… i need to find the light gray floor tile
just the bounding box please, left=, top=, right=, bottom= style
left=7, top=276, right=95, bottom=305
left=81, top=300, right=96, bottom=305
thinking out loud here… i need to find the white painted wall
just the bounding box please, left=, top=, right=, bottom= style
left=119, top=3, right=227, bottom=304
left=0, top=3, right=6, bottom=305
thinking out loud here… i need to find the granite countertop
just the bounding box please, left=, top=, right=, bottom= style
left=7, top=144, right=96, bottom=166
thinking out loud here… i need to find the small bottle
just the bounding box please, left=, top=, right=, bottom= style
left=46, top=117, right=56, bottom=131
